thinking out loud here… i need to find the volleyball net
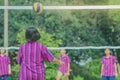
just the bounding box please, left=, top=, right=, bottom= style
left=1, top=46, right=120, bottom=50
left=0, top=5, right=120, bottom=10
left=0, top=5, right=120, bottom=79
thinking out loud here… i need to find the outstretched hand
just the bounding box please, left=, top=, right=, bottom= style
left=59, top=61, right=64, bottom=65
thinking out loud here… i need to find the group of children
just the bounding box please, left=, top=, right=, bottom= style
left=0, top=27, right=118, bottom=80
left=0, top=49, right=70, bottom=80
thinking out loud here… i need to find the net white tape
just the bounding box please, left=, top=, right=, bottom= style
left=0, top=46, right=120, bottom=50
left=0, top=5, right=120, bottom=10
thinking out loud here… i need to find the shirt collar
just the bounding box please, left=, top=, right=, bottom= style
left=104, top=55, right=113, bottom=59
left=0, top=55, right=6, bottom=57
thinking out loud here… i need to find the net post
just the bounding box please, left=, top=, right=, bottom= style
left=4, top=0, right=8, bottom=55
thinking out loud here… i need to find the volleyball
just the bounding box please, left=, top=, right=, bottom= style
left=33, top=3, right=43, bottom=14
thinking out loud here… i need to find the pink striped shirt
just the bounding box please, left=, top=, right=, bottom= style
left=0, top=55, right=10, bottom=76
left=58, top=55, right=70, bottom=73
left=17, top=41, right=54, bottom=80
left=101, top=55, right=116, bottom=76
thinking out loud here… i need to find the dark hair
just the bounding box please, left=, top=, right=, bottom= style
left=25, top=27, right=40, bottom=42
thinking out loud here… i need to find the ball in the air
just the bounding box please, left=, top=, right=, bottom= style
left=33, top=3, right=43, bottom=14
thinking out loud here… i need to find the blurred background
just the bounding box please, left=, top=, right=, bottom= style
left=0, top=0, right=120, bottom=80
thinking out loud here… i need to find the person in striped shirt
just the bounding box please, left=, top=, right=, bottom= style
left=0, top=49, right=11, bottom=80
left=56, top=49, right=70, bottom=80
left=17, top=27, right=64, bottom=80
left=101, top=48, right=118, bottom=80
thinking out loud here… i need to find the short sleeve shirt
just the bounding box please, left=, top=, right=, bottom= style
left=58, top=55, right=70, bottom=73
left=17, top=41, right=54, bottom=80
left=101, top=55, right=116, bottom=76
left=0, top=55, right=10, bottom=76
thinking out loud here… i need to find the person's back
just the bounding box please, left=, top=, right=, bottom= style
left=17, top=27, right=64, bottom=80
left=17, top=41, right=54, bottom=80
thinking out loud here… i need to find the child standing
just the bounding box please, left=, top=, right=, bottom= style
left=56, top=49, right=71, bottom=80
left=0, top=49, right=11, bottom=80
left=101, top=48, right=117, bottom=80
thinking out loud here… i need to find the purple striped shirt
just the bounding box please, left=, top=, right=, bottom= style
left=101, top=55, right=116, bottom=76
left=0, top=55, right=10, bottom=76
left=58, top=55, right=70, bottom=73
left=17, top=41, right=54, bottom=80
